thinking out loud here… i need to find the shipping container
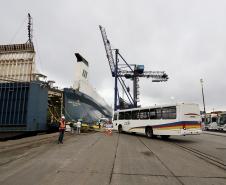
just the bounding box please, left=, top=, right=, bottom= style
left=0, top=82, right=48, bottom=132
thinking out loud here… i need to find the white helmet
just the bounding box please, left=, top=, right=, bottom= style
left=61, top=116, right=65, bottom=119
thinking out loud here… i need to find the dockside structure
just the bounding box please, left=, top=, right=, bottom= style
left=0, top=43, right=52, bottom=134
left=0, top=43, right=112, bottom=136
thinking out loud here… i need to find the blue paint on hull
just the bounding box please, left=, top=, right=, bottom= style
left=63, top=88, right=112, bottom=123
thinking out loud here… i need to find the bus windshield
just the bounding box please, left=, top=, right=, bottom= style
left=219, top=115, right=226, bottom=125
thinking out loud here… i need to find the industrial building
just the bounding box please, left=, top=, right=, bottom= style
left=0, top=43, right=63, bottom=137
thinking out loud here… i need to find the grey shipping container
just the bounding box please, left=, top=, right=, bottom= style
left=0, top=82, right=48, bottom=132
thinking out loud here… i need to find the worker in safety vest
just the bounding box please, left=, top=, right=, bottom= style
left=58, top=116, right=66, bottom=144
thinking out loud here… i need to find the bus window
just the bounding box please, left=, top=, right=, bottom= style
left=150, top=109, right=157, bottom=119
left=212, top=117, right=217, bottom=122
left=119, top=112, right=125, bottom=120
left=124, top=111, right=132, bottom=120
left=162, top=107, right=176, bottom=119
left=168, top=107, right=176, bottom=119
left=219, top=115, right=226, bottom=125
left=162, top=108, right=168, bottom=119
left=132, top=110, right=139, bottom=120
left=113, top=113, right=118, bottom=120
left=207, top=117, right=211, bottom=124
left=156, top=108, right=162, bottom=119
left=139, top=109, right=150, bottom=119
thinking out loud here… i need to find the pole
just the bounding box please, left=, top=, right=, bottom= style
left=27, top=13, right=33, bottom=43
left=200, top=78, right=206, bottom=123
left=133, top=76, right=138, bottom=108
left=61, top=92, right=64, bottom=118
left=114, top=49, right=119, bottom=111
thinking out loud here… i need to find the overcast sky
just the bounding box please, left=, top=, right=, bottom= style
left=1, top=0, right=226, bottom=112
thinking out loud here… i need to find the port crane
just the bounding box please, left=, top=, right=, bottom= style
left=99, top=25, right=169, bottom=111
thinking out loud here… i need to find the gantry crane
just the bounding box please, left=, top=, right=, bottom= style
left=99, top=25, right=169, bottom=111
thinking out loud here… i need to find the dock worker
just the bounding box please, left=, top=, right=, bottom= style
left=58, top=116, right=66, bottom=144
left=76, top=119, right=81, bottom=135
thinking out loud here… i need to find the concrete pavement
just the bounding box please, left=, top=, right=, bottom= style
left=0, top=132, right=226, bottom=185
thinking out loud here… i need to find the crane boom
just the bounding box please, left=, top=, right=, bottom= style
left=99, top=25, right=115, bottom=76
left=99, top=25, right=169, bottom=110
left=118, top=70, right=168, bottom=80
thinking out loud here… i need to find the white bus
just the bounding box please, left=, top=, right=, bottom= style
left=218, top=112, right=226, bottom=131
left=113, top=103, right=202, bottom=138
left=205, top=113, right=219, bottom=130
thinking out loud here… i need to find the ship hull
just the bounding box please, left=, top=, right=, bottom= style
left=63, top=88, right=112, bottom=124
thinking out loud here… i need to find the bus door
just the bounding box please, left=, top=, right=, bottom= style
left=118, top=111, right=130, bottom=131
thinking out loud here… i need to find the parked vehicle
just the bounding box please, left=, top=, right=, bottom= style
left=218, top=112, right=226, bottom=131
left=205, top=113, right=219, bottom=130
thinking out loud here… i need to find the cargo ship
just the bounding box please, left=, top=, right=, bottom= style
left=0, top=14, right=112, bottom=138
left=63, top=53, right=112, bottom=123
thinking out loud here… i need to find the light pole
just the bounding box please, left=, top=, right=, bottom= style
left=200, top=78, right=206, bottom=123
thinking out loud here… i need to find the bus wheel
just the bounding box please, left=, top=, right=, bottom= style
left=161, top=135, right=170, bottom=140
left=118, top=125, right=122, bottom=133
left=145, top=127, right=154, bottom=138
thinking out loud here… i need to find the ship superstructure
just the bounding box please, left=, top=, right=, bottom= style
left=73, top=53, right=111, bottom=110
left=64, top=53, right=112, bottom=123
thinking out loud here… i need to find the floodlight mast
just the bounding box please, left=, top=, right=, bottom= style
left=99, top=25, right=168, bottom=111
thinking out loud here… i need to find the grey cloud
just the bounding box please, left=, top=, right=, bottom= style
left=1, top=0, right=226, bottom=112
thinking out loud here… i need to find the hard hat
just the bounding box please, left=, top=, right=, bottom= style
left=62, top=116, right=65, bottom=119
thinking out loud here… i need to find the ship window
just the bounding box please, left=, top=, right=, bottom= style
left=119, top=112, right=125, bottom=120
left=124, top=111, right=132, bottom=120
left=139, top=109, right=150, bottom=119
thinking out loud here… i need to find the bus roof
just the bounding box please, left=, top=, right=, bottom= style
left=114, top=102, right=199, bottom=113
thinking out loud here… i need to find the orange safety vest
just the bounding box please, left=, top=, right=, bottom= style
left=59, top=120, right=66, bottom=130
